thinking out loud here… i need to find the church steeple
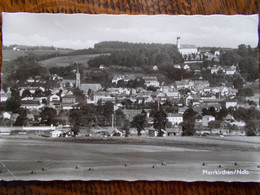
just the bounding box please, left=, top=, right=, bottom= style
left=176, top=36, right=180, bottom=50
left=75, top=64, right=80, bottom=88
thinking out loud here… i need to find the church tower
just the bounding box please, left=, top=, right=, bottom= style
left=176, top=36, right=180, bottom=50
left=75, top=65, right=80, bottom=88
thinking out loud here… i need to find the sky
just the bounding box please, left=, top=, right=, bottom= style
left=2, top=13, right=259, bottom=50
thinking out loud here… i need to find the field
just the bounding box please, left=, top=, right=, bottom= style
left=39, top=53, right=109, bottom=68
left=0, top=136, right=260, bottom=181
left=2, top=49, right=73, bottom=62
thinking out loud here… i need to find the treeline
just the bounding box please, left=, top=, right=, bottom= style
left=219, top=44, right=258, bottom=82
left=2, top=55, right=48, bottom=89
left=88, top=41, right=183, bottom=68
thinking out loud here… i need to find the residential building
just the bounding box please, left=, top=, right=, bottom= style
left=167, top=113, right=183, bottom=125
left=202, top=115, right=215, bottom=127
left=143, top=76, right=160, bottom=87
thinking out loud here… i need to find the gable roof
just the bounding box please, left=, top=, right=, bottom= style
left=80, top=83, right=102, bottom=92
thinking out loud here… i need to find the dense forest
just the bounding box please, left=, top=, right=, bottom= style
left=88, top=41, right=184, bottom=68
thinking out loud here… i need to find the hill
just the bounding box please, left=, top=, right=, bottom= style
left=2, top=46, right=73, bottom=62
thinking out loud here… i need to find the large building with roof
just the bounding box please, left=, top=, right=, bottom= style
left=75, top=65, right=102, bottom=94
left=176, top=37, right=198, bottom=55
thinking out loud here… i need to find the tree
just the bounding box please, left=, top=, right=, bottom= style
left=238, top=57, right=258, bottom=82
left=5, top=86, right=21, bottom=112
left=115, top=109, right=126, bottom=128
left=33, top=88, right=44, bottom=97
left=245, top=120, right=258, bottom=136
left=233, top=77, right=244, bottom=90
left=87, top=89, right=94, bottom=100
left=14, top=108, right=27, bottom=126
left=103, top=101, right=114, bottom=126
left=153, top=109, right=167, bottom=136
left=122, top=119, right=130, bottom=137
left=71, top=125, right=80, bottom=136
left=40, top=107, right=57, bottom=126
left=219, top=50, right=241, bottom=66
left=73, top=88, right=86, bottom=104
left=131, top=113, right=147, bottom=136
left=182, top=108, right=197, bottom=136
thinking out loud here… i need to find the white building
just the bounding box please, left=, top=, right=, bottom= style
left=49, top=94, right=60, bottom=102
left=50, top=130, right=63, bottom=137
left=167, top=113, right=183, bottom=125
left=177, top=37, right=198, bottom=55
left=143, top=76, right=160, bottom=87
left=202, top=115, right=215, bottom=127
left=225, top=100, right=237, bottom=108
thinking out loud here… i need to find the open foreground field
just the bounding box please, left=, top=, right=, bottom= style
left=0, top=136, right=260, bottom=181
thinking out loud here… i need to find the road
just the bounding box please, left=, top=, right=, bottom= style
left=0, top=136, right=259, bottom=181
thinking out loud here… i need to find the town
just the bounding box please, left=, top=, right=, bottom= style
left=0, top=39, right=259, bottom=138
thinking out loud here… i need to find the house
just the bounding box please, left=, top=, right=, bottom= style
left=152, top=65, right=158, bottom=71
left=11, top=113, right=19, bottom=123
left=112, top=75, right=136, bottom=84
left=2, top=112, right=11, bottom=120
left=61, top=103, right=76, bottom=110
left=62, top=95, right=76, bottom=104
left=166, top=126, right=182, bottom=136
left=225, top=100, right=237, bottom=108
left=50, top=130, right=63, bottom=137
left=193, top=80, right=210, bottom=91
left=185, top=94, right=200, bottom=106
left=202, top=115, right=215, bottom=127
left=178, top=44, right=198, bottom=55
left=94, top=91, right=114, bottom=104
left=211, top=65, right=224, bottom=74
left=49, top=94, right=60, bottom=102
left=19, top=87, right=38, bottom=96
left=148, top=127, right=167, bottom=137
left=0, top=91, right=11, bottom=102
left=183, top=64, right=190, bottom=70
left=175, top=80, right=190, bottom=89
left=27, top=113, right=35, bottom=121
left=167, top=113, right=183, bottom=125
left=21, top=100, right=42, bottom=110
left=136, top=95, right=154, bottom=104
left=214, top=51, right=220, bottom=56
left=107, top=88, right=131, bottom=95
left=26, top=77, right=35, bottom=83
left=52, top=74, right=63, bottom=80
left=156, top=92, right=167, bottom=102
left=224, top=66, right=236, bottom=75
left=173, top=64, right=181, bottom=69
left=178, top=107, right=188, bottom=114
left=225, top=68, right=236, bottom=75
left=60, top=79, right=75, bottom=88
left=161, top=86, right=181, bottom=99
left=223, top=114, right=235, bottom=122
left=205, top=102, right=222, bottom=112
left=143, top=76, right=160, bottom=87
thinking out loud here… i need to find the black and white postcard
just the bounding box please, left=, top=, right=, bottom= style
left=0, top=13, right=259, bottom=181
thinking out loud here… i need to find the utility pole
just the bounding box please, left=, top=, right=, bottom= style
left=112, top=114, right=114, bottom=128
